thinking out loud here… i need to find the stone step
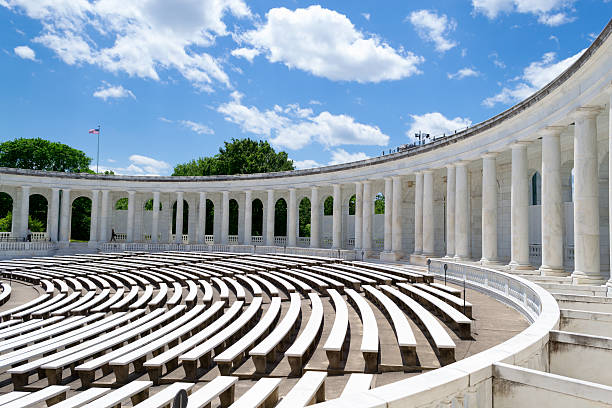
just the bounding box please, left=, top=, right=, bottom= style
left=522, top=275, right=573, bottom=285
left=539, top=282, right=607, bottom=297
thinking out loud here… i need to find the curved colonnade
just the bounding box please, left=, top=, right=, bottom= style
left=0, top=16, right=609, bottom=408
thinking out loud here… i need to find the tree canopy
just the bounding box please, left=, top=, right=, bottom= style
left=0, top=138, right=92, bottom=172
left=173, top=138, right=294, bottom=176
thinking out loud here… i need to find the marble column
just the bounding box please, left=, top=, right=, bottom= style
left=196, top=192, right=206, bottom=244
left=422, top=170, right=434, bottom=255
left=509, top=143, right=530, bottom=270
left=572, top=107, right=602, bottom=283
left=151, top=191, right=160, bottom=243
left=413, top=172, right=423, bottom=254
left=391, top=176, right=403, bottom=257
left=175, top=192, right=184, bottom=244
left=354, top=182, right=363, bottom=250
left=221, top=191, right=229, bottom=244
left=608, top=90, right=612, bottom=287
left=332, top=184, right=342, bottom=249
left=362, top=181, right=372, bottom=251
left=48, top=188, right=60, bottom=242
left=383, top=178, right=393, bottom=252
left=539, top=127, right=565, bottom=275
left=89, top=190, right=99, bottom=243
left=19, top=186, right=30, bottom=239
left=59, top=189, right=71, bottom=242
left=481, top=153, right=498, bottom=264
left=446, top=165, right=455, bottom=258
left=310, top=187, right=320, bottom=248
left=100, top=190, right=109, bottom=242
left=454, top=162, right=470, bottom=259
left=266, top=190, right=274, bottom=246
left=244, top=191, right=252, bottom=245
left=126, top=190, right=136, bottom=243
left=288, top=188, right=297, bottom=247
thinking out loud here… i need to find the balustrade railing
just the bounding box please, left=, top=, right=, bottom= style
left=274, top=236, right=287, bottom=246
left=228, top=235, right=238, bottom=244
left=114, top=233, right=127, bottom=242
left=251, top=236, right=263, bottom=244
left=529, top=243, right=542, bottom=266
left=321, top=237, right=332, bottom=248
left=204, top=235, right=214, bottom=244
left=346, top=237, right=355, bottom=248
left=373, top=238, right=384, bottom=249
left=170, top=234, right=189, bottom=244
left=298, top=236, right=310, bottom=247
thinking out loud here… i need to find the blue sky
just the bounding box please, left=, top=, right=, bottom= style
left=0, top=0, right=610, bottom=175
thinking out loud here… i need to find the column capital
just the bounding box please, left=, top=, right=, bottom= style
left=311, top=185, right=319, bottom=191
left=573, top=105, right=603, bottom=120
left=91, top=189, right=100, bottom=194
left=454, top=160, right=470, bottom=167
left=445, top=163, right=455, bottom=169
left=127, top=190, right=136, bottom=195
left=538, top=125, right=565, bottom=137
left=422, top=169, right=434, bottom=175
left=391, top=175, right=403, bottom=182
left=354, top=181, right=362, bottom=187
left=481, top=152, right=498, bottom=159
left=510, top=141, right=529, bottom=150
left=51, top=187, right=61, bottom=192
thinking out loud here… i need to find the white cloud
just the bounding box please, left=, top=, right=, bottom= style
left=178, top=120, right=214, bottom=135
left=93, top=83, right=135, bottom=101
left=14, top=45, right=36, bottom=60
left=483, top=48, right=584, bottom=107
left=361, top=13, right=370, bottom=21
left=447, top=67, right=480, bottom=79
left=240, top=5, right=423, bottom=83
left=328, top=149, right=369, bottom=165
left=408, top=10, right=457, bottom=53
left=292, top=148, right=369, bottom=169
left=472, top=0, right=576, bottom=26
left=231, top=47, right=260, bottom=63
left=489, top=51, right=506, bottom=68
left=218, top=91, right=389, bottom=150
left=2, top=0, right=251, bottom=90
left=98, top=154, right=171, bottom=176
left=406, top=112, right=472, bottom=141
left=293, top=159, right=320, bottom=170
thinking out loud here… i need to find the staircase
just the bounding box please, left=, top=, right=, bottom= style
left=51, top=242, right=99, bottom=257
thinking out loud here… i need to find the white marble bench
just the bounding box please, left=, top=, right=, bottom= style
left=228, top=377, right=281, bottom=408
left=185, top=376, right=237, bottom=408
left=129, top=285, right=154, bottom=310
left=110, top=286, right=139, bottom=312
left=51, top=388, right=111, bottom=408
left=86, top=380, right=151, bottom=408
left=1, top=385, right=69, bottom=408
left=324, top=289, right=349, bottom=370
left=285, top=292, right=324, bottom=376
left=340, top=373, right=375, bottom=397
left=132, top=382, right=194, bottom=408
left=275, top=371, right=327, bottom=407
left=345, top=288, right=379, bottom=373
left=250, top=292, right=302, bottom=373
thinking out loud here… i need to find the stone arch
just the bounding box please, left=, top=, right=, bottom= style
left=299, top=197, right=311, bottom=237
left=229, top=199, right=239, bottom=236
left=323, top=196, right=333, bottom=216
left=374, top=192, right=385, bottom=214
left=205, top=199, right=214, bottom=235
left=29, top=194, right=48, bottom=232
left=529, top=170, right=542, bottom=205
left=115, top=197, right=129, bottom=210
left=172, top=200, right=189, bottom=235
left=0, top=192, right=13, bottom=233
left=143, top=198, right=162, bottom=211
left=71, top=196, right=91, bottom=241
left=561, top=160, right=574, bottom=202
left=348, top=194, right=356, bottom=216
left=275, top=198, right=287, bottom=236
left=252, top=199, right=263, bottom=236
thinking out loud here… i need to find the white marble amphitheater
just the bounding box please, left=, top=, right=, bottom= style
left=0, top=18, right=611, bottom=408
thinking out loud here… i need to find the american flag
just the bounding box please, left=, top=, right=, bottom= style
left=89, top=128, right=100, bottom=134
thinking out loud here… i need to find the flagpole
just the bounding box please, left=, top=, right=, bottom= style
left=96, top=125, right=100, bottom=173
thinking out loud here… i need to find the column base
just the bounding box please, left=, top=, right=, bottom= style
left=87, top=241, right=98, bottom=248
left=380, top=251, right=403, bottom=261
left=409, top=254, right=429, bottom=266
left=453, top=255, right=471, bottom=262
left=571, top=271, right=606, bottom=285
left=506, top=261, right=533, bottom=272
left=539, top=266, right=568, bottom=277
left=480, top=258, right=502, bottom=266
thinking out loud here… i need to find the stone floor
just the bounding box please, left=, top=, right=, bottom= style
left=0, top=270, right=529, bottom=407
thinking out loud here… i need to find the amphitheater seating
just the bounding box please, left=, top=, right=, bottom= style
left=414, top=283, right=472, bottom=317
left=0, top=250, right=484, bottom=407
left=0, top=385, right=69, bottom=407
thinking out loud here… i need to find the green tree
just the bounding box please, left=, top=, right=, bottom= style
left=374, top=193, right=385, bottom=214
left=173, top=138, right=294, bottom=176
left=299, top=198, right=311, bottom=237
left=0, top=212, right=11, bottom=232
left=348, top=195, right=356, bottom=215
left=0, top=138, right=92, bottom=172
left=323, top=197, right=333, bottom=216
left=274, top=199, right=287, bottom=237
left=70, top=197, right=91, bottom=241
